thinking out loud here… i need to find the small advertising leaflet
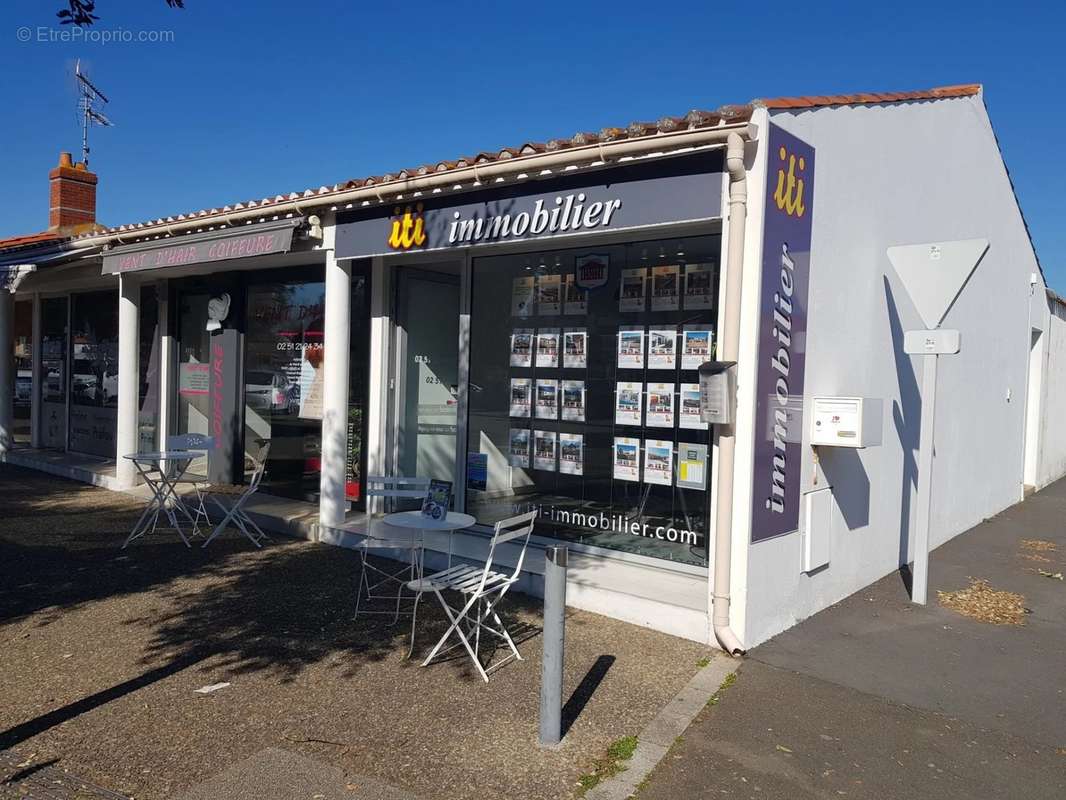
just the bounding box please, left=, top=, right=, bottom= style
left=535, top=379, right=559, bottom=419
left=613, top=437, right=641, bottom=481
left=537, top=274, right=562, bottom=315
left=683, top=263, right=715, bottom=309
left=510, top=329, right=534, bottom=367
left=647, top=328, right=676, bottom=369
left=646, top=382, right=675, bottom=427
left=559, top=433, right=584, bottom=475
left=615, top=382, right=643, bottom=426
left=678, top=383, right=707, bottom=430
left=643, top=439, right=674, bottom=486
left=512, top=277, right=535, bottom=316
left=509, top=428, right=531, bottom=468
left=650, top=265, right=680, bottom=311
left=510, top=378, right=531, bottom=418
left=536, top=329, right=560, bottom=368
left=534, top=430, right=557, bottom=471
left=563, top=328, right=587, bottom=368
left=619, top=268, right=647, bottom=312
left=681, top=327, right=713, bottom=370
left=563, top=275, right=587, bottom=315
left=617, top=327, right=644, bottom=369
left=561, top=380, right=585, bottom=421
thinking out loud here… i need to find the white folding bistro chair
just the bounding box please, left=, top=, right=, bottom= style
left=165, top=433, right=214, bottom=532
left=354, top=476, right=432, bottom=623
left=408, top=509, right=537, bottom=682
left=198, top=440, right=272, bottom=548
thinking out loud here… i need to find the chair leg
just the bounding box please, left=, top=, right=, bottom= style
left=407, top=590, right=422, bottom=659
left=422, top=591, right=489, bottom=682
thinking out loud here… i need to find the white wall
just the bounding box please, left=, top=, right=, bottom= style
left=738, top=93, right=1044, bottom=646
left=1036, top=296, right=1066, bottom=486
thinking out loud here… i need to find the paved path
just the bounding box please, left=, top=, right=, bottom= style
left=639, top=477, right=1066, bottom=799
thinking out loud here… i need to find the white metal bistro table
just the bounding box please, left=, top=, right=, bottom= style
left=380, top=510, right=476, bottom=657
left=122, top=450, right=207, bottom=549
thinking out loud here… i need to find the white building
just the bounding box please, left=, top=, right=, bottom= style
left=0, top=83, right=1060, bottom=650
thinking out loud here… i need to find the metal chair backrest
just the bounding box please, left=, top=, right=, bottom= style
left=366, top=475, right=431, bottom=513
left=478, top=510, right=538, bottom=593
left=166, top=433, right=215, bottom=451
left=245, top=440, right=271, bottom=493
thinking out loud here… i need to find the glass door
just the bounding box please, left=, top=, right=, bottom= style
left=39, top=297, right=67, bottom=451
left=391, top=264, right=461, bottom=490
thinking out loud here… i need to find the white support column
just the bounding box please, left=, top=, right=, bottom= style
left=319, top=233, right=352, bottom=529
left=30, top=292, right=42, bottom=449
left=116, top=274, right=141, bottom=487
left=0, top=290, right=13, bottom=454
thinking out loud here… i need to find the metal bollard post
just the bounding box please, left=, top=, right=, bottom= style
left=539, top=545, right=567, bottom=746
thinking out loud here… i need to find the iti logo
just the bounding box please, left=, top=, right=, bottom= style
left=387, top=203, right=428, bottom=250
left=773, top=145, right=807, bottom=218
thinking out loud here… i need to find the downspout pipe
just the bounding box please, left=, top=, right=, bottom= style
left=712, top=132, right=749, bottom=656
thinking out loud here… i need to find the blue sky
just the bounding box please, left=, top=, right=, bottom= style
left=2, top=1, right=1063, bottom=285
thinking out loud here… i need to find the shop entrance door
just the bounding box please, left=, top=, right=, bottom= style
left=390, top=264, right=461, bottom=489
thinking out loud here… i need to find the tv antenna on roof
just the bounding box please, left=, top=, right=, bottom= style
left=75, top=59, right=112, bottom=168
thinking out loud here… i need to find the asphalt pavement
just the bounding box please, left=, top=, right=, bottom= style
left=639, top=477, right=1066, bottom=799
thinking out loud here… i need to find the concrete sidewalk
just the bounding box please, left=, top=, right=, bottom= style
left=638, top=477, right=1066, bottom=799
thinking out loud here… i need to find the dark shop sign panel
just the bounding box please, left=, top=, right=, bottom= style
left=335, top=151, right=724, bottom=260
left=102, top=219, right=300, bottom=275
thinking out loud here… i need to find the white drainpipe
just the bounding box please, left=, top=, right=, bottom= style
left=712, top=132, right=750, bottom=656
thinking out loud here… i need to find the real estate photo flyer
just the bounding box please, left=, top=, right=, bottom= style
left=564, top=274, right=587, bottom=315
left=681, top=327, right=713, bottom=370
left=563, top=328, right=587, bottom=369
left=679, top=383, right=707, bottom=429
left=536, top=328, right=560, bottom=368
left=509, top=428, right=531, bottom=468
left=613, top=437, right=641, bottom=482
left=651, top=264, right=680, bottom=311
left=646, top=382, right=675, bottom=428
left=535, top=379, right=559, bottom=419
left=510, top=328, right=534, bottom=368
left=683, top=263, right=715, bottom=310
left=537, top=273, right=562, bottom=316
left=561, top=380, right=586, bottom=421
left=617, top=326, right=645, bottom=369
left=615, top=381, right=643, bottom=426
left=509, top=378, right=531, bottom=418
left=559, top=432, right=584, bottom=475
left=619, top=267, right=647, bottom=312
left=511, top=276, right=535, bottom=317
left=534, top=429, right=557, bottom=471
left=647, top=328, right=677, bottom=370
left=643, top=439, right=674, bottom=486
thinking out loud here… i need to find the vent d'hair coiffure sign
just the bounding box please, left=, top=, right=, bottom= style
left=751, top=124, right=814, bottom=544
left=102, top=219, right=300, bottom=275
left=334, top=152, right=724, bottom=259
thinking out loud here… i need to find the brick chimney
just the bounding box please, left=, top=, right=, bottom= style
left=48, top=152, right=98, bottom=232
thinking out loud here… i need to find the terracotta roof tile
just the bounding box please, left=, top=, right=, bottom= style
left=0, top=231, right=63, bottom=251
left=72, top=83, right=978, bottom=239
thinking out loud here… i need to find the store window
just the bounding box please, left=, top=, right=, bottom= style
left=69, top=290, right=119, bottom=457
left=466, top=235, right=720, bottom=565
left=244, top=275, right=326, bottom=501
left=138, top=285, right=160, bottom=452
left=40, top=296, right=67, bottom=449
left=12, top=300, right=32, bottom=444
left=346, top=262, right=372, bottom=510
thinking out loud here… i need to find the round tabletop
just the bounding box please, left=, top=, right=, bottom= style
left=383, top=510, right=477, bottom=531
left=124, top=450, right=207, bottom=462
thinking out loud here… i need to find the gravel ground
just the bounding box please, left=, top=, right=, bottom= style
left=0, top=464, right=709, bottom=800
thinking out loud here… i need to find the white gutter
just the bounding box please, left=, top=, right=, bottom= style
left=712, top=132, right=750, bottom=656
left=76, top=122, right=757, bottom=248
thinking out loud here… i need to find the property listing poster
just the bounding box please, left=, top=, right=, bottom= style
left=535, top=379, right=559, bottom=419
left=509, top=428, right=531, bottom=468
left=683, top=263, right=715, bottom=310
left=679, top=383, right=707, bottom=429
left=617, top=326, right=644, bottom=369
left=651, top=265, right=680, bottom=311
left=615, top=381, right=643, bottom=426
left=619, top=268, right=647, bottom=312
left=559, top=433, right=584, bottom=475
left=510, top=328, right=534, bottom=368
left=646, top=382, right=675, bottom=428
left=564, top=274, right=587, bottom=315
left=512, top=276, right=535, bottom=317
left=677, top=442, right=708, bottom=490
left=510, top=378, right=531, bottom=418
left=563, top=328, right=587, bottom=369
left=561, top=380, right=585, bottom=421
left=647, top=328, right=676, bottom=370
left=681, top=326, right=713, bottom=370
left=613, top=437, right=641, bottom=482
left=536, top=328, right=560, bottom=368
left=643, top=439, right=674, bottom=486
left=537, top=274, right=562, bottom=316
left=534, top=429, right=557, bottom=471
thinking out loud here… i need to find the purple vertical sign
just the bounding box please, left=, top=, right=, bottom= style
left=751, top=123, right=815, bottom=543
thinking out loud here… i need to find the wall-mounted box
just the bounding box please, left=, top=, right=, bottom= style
left=810, top=396, right=883, bottom=448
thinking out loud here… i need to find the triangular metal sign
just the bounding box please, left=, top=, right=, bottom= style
left=887, top=238, right=989, bottom=329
